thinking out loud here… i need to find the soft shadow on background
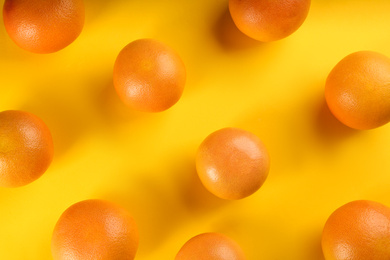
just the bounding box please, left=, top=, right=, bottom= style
left=102, top=156, right=228, bottom=257
left=20, top=70, right=149, bottom=158
left=21, top=83, right=93, bottom=158
left=235, top=106, right=308, bottom=177
left=0, top=36, right=32, bottom=61
left=213, top=6, right=262, bottom=51
left=231, top=85, right=359, bottom=259
left=315, top=96, right=359, bottom=145
left=102, top=171, right=185, bottom=256
left=0, top=13, right=32, bottom=61
left=305, top=230, right=326, bottom=260
left=173, top=159, right=229, bottom=214
left=89, top=75, right=147, bottom=127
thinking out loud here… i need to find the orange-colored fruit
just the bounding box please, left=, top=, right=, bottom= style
left=3, top=0, right=85, bottom=53
left=325, top=51, right=390, bottom=130
left=113, top=38, right=186, bottom=112
left=175, top=232, right=246, bottom=260
left=228, top=0, right=311, bottom=42
left=196, top=127, right=270, bottom=200
left=322, top=200, right=390, bottom=260
left=51, top=199, right=139, bottom=260
left=0, top=110, right=54, bottom=187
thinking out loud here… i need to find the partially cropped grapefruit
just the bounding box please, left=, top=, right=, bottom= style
left=325, top=51, right=390, bottom=130
left=51, top=199, right=139, bottom=260
left=322, top=200, right=390, bottom=260
left=3, top=0, right=85, bottom=53
left=229, top=0, right=311, bottom=42
left=176, top=232, right=246, bottom=260
left=0, top=110, right=54, bottom=187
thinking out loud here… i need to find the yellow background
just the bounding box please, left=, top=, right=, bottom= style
left=1, top=0, right=390, bottom=259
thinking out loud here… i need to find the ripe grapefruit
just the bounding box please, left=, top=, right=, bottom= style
left=0, top=110, right=54, bottom=187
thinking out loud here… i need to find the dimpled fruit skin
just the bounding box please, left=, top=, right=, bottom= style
left=175, top=232, right=246, bottom=260
left=322, top=200, right=390, bottom=260
left=228, top=0, right=311, bottom=42
left=0, top=110, right=54, bottom=187
left=325, top=51, right=390, bottom=130
left=196, top=127, right=270, bottom=200
left=3, top=0, right=85, bottom=53
left=113, top=39, right=186, bottom=112
left=51, top=199, right=139, bottom=260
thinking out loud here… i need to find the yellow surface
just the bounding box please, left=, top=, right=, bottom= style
left=1, top=0, right=390, bottom=259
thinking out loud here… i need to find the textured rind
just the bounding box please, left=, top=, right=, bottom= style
left=51, top=199, right=139, bottom=260
left=175, top=232, right=246, bottom=260
left=229, top=0, right=311, bottom=42
left=196, top=127, right=270, bottom=200
left=113, top=39, right=186, bottom=112
left=3, top=0, right=85, bottom=53
left=325, top=51, right=390, bottom=130
left=322, top=200, right=390, bottom=260
left=0, top=110, right=54, bottom=187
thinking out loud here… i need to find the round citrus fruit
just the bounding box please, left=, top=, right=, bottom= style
left=51, top=199, right=139, bottom=260
left=175, top=232, right=246, bottom=260
left=0, top=110, right=54, bottom=187
left=113, top=38, right=186, bottom=112
left=325, top=51, right=390, bottom=130
left=322, top=200, right=390, bottom=260
left=3, top=0, right=85, bottom=53
left=196, top=127, right=270, bottom=200
left=228, top=0, right=311, bottom=42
